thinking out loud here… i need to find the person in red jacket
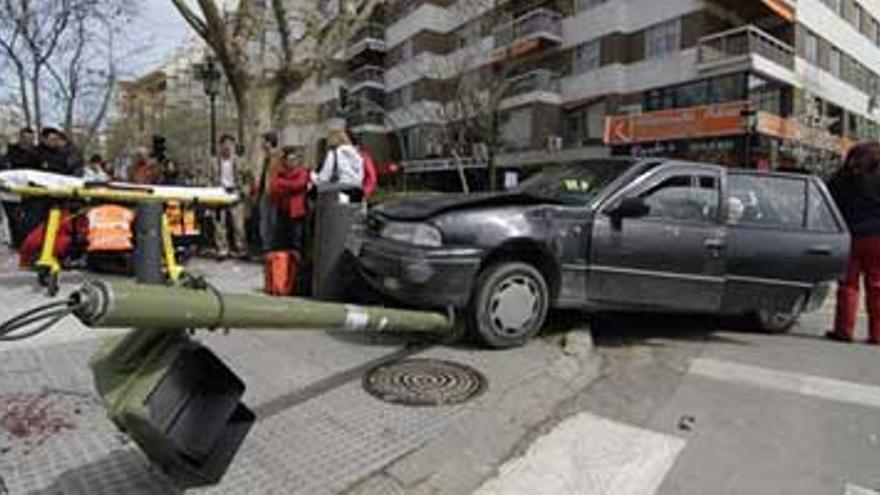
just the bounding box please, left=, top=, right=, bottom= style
left=352, top=134, right=378, bottom=199
left=269, top=146, right=311, bottom=251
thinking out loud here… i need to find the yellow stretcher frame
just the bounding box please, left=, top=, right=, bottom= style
left=5, top=184, right=238, bottom=295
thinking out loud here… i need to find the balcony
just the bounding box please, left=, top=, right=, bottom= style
left=697, top=25, right=795, bottom=81
left=506, top=69, right=560, bottom=96
left=348, top=65, right=385, bottom=93
left=348, top=110, right=386, bottom=129
left=346, top=23, right=386, bottom=59
left=500, top=69, right=561, bottom=109
left=492, top=9, right=562, bottom=63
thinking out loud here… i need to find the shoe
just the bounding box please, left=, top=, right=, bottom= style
left=825, top=331, right=853, bottom=343
left=867, top=339, right=880, bottom=346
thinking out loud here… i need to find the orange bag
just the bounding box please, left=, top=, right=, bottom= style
left=264, top=251, right=300, bottom=296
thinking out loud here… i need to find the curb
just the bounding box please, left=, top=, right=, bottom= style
left=346, top=326, right=602, bottom=495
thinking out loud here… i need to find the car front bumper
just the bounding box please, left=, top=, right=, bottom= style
left=356, top=237, right=483, bottom=308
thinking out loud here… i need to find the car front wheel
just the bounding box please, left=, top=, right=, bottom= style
left=468, top=262, right=550, bottom=348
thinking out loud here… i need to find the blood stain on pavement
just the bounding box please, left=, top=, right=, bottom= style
left=0, top=393, right=76, bottom=454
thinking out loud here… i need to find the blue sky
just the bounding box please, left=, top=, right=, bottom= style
left=125, top=1, right=193, bottom=76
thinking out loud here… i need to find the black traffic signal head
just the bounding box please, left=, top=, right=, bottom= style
left=90, top=331, right=254, bottom=487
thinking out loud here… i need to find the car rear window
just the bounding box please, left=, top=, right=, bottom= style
left=728, top=174, right=806, bottom=230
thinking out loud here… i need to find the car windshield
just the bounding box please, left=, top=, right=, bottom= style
left=516, top=160, right=634, bottom=205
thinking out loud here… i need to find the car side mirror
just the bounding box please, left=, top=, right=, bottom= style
left=608, top=196, right=650, bottom=222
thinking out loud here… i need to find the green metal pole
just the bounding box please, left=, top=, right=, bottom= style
left=73, top=280, right=453, bottom=336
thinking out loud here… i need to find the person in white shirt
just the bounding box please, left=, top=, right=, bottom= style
left=213, top=134, right=247, bottom=258
left=83, top=154, right=110, bottom=182
left=315, top=129, right=364, bottom=201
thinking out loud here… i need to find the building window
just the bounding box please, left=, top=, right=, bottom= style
left=575, top=0, right=608, bottom=12
left=500, top=108, right=533, bottom=151
left=645, top=19, right=681, bottom=59
left=821, top=0, right=842, bottom=14
left=830, top=47, right=842, bottom=77
left=854, top=3, right=863, bottom=31
left=572, top=39, right=601, bottom=74
left=805, top=32, right=819, bottom=64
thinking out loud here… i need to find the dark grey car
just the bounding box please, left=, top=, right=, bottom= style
left=356, top=159, right=849, bottom=348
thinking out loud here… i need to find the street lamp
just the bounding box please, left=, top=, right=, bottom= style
left=195, top=56, right=222, bottom=156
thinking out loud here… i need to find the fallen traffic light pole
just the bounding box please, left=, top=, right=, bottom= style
left=0, top=279, right=455, bottom=487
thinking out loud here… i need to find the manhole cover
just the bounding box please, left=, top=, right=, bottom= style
left=363, top=358, right=487, bottom=406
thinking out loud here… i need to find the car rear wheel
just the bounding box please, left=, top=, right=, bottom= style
left=755, top=308, right=803, bottom=333
left=468, top=262, right=550, bottom=348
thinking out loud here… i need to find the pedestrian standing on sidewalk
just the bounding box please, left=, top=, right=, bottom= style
left=269, top=146, right=311, bottom=251
left=827, top=142, right=880, bottom=345
left=2, top=127, right=39, bottom=247
left=314, top=130, right=364, bottom=202
left=128, top=147, right=159, bottom=185
left=213, top=134, right=247, bottom=259
left=83, top=154, right=110, bottom=182
left=256, top=131, right=283, bottom=254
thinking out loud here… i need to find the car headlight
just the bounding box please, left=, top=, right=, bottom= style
left=381, top=222, right=443, bottom=247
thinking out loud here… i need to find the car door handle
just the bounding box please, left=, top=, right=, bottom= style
left=807, top=245, right=832, bottom=256
left=704, top=239, right=725, bottom=250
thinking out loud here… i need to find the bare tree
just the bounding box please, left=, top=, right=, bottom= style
left=393, top=0, right=552, bottom=191
left=170, top=0, right=384, bottom=168
left=0, top=0, right=132, bottom=141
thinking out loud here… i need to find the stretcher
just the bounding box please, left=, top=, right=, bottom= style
left=0, top=170, right=240, bottom=295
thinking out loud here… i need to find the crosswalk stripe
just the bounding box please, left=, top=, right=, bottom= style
left=474, top=412, right=685, bottom=495
left=690, top=358, right=880, bottom=410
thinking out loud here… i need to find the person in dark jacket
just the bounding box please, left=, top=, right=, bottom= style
left=36, top=127, right=82, bottom=176
left=5, top=127, right=39, bottom=170
left=827, top=142, right=880, bottom=344
left=2, top=128, right=38, bottom=247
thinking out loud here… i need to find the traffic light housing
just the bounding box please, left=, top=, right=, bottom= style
left=90, top=331, right=254, bottom=487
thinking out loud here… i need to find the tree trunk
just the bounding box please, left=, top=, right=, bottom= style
left=31, top=69, right=42, bottom=131
left=235, top=85, right=277, bottom=173
left=15, top=65, right=32, bottom=128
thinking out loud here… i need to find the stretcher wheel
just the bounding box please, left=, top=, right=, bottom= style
left=46, top=272, right=59, bottom=297
left=37, top=267, right=59, bottom=296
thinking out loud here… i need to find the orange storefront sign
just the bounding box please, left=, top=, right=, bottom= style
left=604, top=101, right=749, bottom=145
left=756, top=112, right=855, bottom=155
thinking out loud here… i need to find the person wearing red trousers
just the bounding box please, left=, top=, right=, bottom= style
left=827, top=142, right=880, bottom=344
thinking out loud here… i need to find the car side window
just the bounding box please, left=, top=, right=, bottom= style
left=638, top=173, right=718, bottom=223
left=807, top=181, right=839, bottom=233
left=728, top=174, right=806, bottom=229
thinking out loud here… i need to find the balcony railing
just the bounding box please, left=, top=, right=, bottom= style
left=346, top=23, right=386, bottom=58
left=349, top=65, right=385, bottom=90
left=505, top=69, right=560, bottom=97
left=348, top=111, right=386, bottom=127
left=697, top=25, right=794, bottom=71
left=493, top=8, right=563, bottom=48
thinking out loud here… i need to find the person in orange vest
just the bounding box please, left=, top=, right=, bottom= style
left=269, top=146, right=311, bottom=251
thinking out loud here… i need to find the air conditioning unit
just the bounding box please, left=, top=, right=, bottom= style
left=547, top=135, right=563, bottom=153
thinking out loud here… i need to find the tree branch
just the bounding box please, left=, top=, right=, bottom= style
left=169, top=0, right=208, bottom=38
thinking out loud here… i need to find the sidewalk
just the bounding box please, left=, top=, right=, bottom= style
left=0, top=256, right=601, bottom=494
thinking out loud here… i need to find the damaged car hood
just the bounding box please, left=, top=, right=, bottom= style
left=374, top=192, right=556, bottom=221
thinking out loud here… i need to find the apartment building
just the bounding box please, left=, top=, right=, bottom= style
left=290, top=0, right=880, bottom=186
